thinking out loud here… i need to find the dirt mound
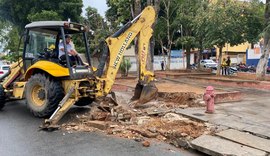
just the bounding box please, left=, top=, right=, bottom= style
left=142, top=118, right=205, bottom=139
left=158, top=92, right=203, bottom=108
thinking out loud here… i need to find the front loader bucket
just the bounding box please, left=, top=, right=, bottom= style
left=131, top=82, right=158, bottom=104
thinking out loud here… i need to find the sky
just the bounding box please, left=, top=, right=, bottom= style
left=82, top=0, right=266, bottom=18
left=82, top=0, right=108, bottom=17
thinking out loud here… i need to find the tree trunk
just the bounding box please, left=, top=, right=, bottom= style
left=256, top=0, right=270, bottom=80
left=133, top=0, right=141, bottom=76
left=164, top=0, right=171, bottom=70
left=159, top=37, right=167, bottom=70
left=198, top=40, right=203, bottom=69
left=256, top=39, right=270, bottom=80
left=216, top=46, right=223, bottom=75
left=146, top=0, right=161, bottom=72
left=186, top=47, right=191, bottom=69
left=166, top=51, right=171, bottom=70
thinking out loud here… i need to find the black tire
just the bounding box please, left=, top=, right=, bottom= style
left=25, top=74, right=64, bottom=117
left=0, top=84, right=5, bottom=110
left=75, top=97, right=94, bottom=106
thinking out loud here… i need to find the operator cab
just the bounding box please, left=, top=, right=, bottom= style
left=23, top=21, right=93, bottom=79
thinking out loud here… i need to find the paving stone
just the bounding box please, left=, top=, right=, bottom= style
left=191, top=135, right=266, bottom=156
left=85, top=121, right=108, bottom=130
left=243, top=126, right=270, bottom=139
left=175, top=108, right=228, bottom=122
left=216, top=129, right=270, bottom=153
left=174, top=108, right=209, bottom=122
left=209, top=116, right=248, bottom=130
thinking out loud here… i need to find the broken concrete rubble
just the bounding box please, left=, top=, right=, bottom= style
left=142, top=140, right=151, bottom=147
left=162, top=113, right=190, bottom=122
left=61, top=90, right=210, bottom=151
left=85, top=120, right=109, bottom=130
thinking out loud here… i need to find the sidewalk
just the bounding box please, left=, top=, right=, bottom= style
left=113, top=71, right=270, bottom=155
left=175, top=97, right=270, bottom=155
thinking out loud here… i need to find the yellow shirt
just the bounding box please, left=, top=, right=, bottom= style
left=222, top=60, right=227, bottom=67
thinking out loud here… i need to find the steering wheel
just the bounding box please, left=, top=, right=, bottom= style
left=44, top=48, right=53, bottom=54
left=38, top=48, right=53, bottom=59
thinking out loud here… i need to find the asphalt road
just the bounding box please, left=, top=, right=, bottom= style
left=0, top=100, right=200, bottom=156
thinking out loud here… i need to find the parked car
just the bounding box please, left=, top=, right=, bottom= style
left=267, top=66, right=270, bottom=74
left=200, top=59, right=217, bottom=69
left=0, top=65, right=10, bottom=80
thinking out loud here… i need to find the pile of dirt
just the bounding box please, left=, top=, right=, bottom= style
left=158, top=92, right=204, bottom=108
left=61, top=91, right=209, bottom=148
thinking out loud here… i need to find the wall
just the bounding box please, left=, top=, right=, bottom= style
left=124, top=54, right=194, bottom=71
left=246, top=46, right=270, bottom=66
left=88, top=53, right=194, bottom=72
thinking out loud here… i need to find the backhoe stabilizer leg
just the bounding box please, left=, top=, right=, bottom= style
left=40, top=86, right=76, bottom=131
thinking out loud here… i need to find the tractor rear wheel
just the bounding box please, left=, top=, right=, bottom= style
left=0, top=84, right=5, bottom=110
left=25, top=74, right=64, bottom=117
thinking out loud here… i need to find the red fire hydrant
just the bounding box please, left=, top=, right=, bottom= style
left=203, top=86, right=215, bottom=114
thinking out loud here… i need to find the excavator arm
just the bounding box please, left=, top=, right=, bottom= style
left=96, top=6, right=158, bottom=103
left=41, top=6, right=157, bottom=129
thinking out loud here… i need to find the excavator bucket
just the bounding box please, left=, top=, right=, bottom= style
left=132, top=82, right=158, bottom=104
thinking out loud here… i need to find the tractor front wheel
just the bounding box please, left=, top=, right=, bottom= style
left=0, top=84, right=5, bottom=110
left=25, top=74, right=64, bottom=117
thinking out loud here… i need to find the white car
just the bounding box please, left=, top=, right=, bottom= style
left=200, top=59, right=217, bottom=69
left=0, top=65, right=10, bottom=80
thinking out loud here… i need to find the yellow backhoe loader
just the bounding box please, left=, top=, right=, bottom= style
left=0, top=6, right=158, bottom=129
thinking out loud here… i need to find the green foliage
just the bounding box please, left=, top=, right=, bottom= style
left=0, top=20, right=11, bottom=50
left=1, top=52, right=22, bottom=62
left=106, top=0, right=133, bottom=28
left=4, top=26, right=20, bottom=52
left=3, top=26, right=23, bottom=62
left=81, top=6, right=110, bottom=54
left=0, top=0, right=83, bottom=31
left=201, top=0, right=246, bottom=48
left=27, top=10, right=61, bottom=21
left=119, top=57, right=131, bottom=77
left=242, top=0, right=265, bottom=44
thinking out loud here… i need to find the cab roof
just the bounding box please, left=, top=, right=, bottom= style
left=25, top=21, right=88, bottom=34
left=25, top=21, right=84, bottom=29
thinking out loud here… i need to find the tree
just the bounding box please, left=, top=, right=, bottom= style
left=242, top=0, right=264, bottom=48
left=0, top=0, right=83, bottom=31
left=256, top=0, right=270, bottom=80
left=0, top=20, right=11, bottom=51
left=119, top=57, right=132, bottom=77
left=174, top=0, right=202, bottom=69
left=0, top=0, right=83, bottom=61
left=202, top=0, right=246, bottom=75
left=1, top=25, right=21, bottom=62
left=154, top=17, right=167, bottom=66
left=191, top=0, right=210, bottom=68
left=27, top=10, right=61, bottom=21
left=81, top=6, right=109, bottom=55
left=106, top=0, right=132, bottom=32
left=154, top=0, right=179, bottom=70
left=106, top=0, right=160, bottom=73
